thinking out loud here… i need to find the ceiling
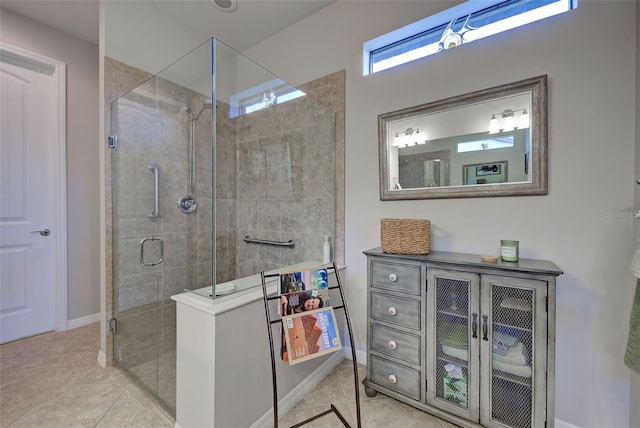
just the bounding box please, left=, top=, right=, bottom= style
left=1, top=0, right=335, bottom=51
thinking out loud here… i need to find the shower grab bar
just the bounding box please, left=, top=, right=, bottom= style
left=140, top=236, right=163, bottom=266
left=243, top=235, right=295, bottom=249
left=148, top=163, right=159, bottom=222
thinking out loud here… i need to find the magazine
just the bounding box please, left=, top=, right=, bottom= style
left=282, top=307, right=342, bottom=365
left=279, top=268, right=330, bottom=316
left=279, top=267, right=331, bottom=362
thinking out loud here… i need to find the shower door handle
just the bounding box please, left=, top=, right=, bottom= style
left=140, top=237, right=163, bottom=266
left=148, top=163, right=159, bottom=222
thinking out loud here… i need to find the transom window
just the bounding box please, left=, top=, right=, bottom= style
left=230, top=78, right=305, bottom=118
left=363, top=0, right=577, bottom=75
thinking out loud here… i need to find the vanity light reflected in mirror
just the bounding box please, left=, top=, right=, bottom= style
left=379, top=75, right=547, bottom=200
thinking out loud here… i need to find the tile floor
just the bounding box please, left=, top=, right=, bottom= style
left=0, top=323, right=456, bottom=428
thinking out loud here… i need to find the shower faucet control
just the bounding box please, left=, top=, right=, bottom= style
left=178, top=195, right=197, bottom=214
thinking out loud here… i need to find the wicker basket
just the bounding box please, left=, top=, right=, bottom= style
left=380, top=218, right=431, bottom=255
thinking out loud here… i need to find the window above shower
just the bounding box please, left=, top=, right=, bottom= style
left=230, top=78, right=306, bottom=117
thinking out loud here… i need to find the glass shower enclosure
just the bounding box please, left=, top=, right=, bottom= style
left=110, top=38, right=336, bottom=416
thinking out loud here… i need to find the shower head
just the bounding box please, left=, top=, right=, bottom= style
left=194, top=99, right=213, bottom=121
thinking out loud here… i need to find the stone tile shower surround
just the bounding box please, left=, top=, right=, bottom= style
left=113, top=76, right=214, bottom=306
left=232, top=96, right=336, bottom=278
left=110, top=59, right=337, bottom=294
left=105, top=55, right=345, bottom=416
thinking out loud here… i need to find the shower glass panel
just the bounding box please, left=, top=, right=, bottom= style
left=111, top=36, right=335, bottom=417
left=112, top=39, right=214, bottom=417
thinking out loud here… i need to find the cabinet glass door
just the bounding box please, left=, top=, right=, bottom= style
left=427, top=268, right=480, bottom=421
left=481, top=275, right=547, bottom=428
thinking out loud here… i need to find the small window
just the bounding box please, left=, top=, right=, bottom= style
left=364, top=0, right=577, bottom=75
left=230, top=78, right=305, bottom=118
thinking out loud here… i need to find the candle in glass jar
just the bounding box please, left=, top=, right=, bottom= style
left=500, top=240, right=519, bottom=262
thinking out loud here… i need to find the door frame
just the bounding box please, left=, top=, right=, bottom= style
left=1, top=43, right=68, bottom=332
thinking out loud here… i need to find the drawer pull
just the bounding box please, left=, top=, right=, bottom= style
left=388, top=306, right=397, bottom=316
left=388, top=340, right=397, bottom=350
left=388, top=374, right=397, bottom=384
left=388, top=273, right=398, bottom=282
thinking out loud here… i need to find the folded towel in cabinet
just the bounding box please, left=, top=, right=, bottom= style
left=493, top=360, right=532, bottom=378
left=493, top=342, right=529, bottom=366
left=441, top=344, right=469, bottom=361
left=493, top=330, right=519, bottom=347
left=438, top=322, right=469, bottom=349
left=441, top=344, right=532, bottom=377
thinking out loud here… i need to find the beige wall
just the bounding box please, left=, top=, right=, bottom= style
left=244, top=2, right=636, bottom=427
left=0, top=8, right=100, bottom=322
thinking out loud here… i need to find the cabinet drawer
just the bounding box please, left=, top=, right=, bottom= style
left=371, top=324, right=421, bottom=365
left=371, top=292, right=421, bottom=330
left=370, top=355, right=421, bottom=400
left=371, top=260, right=421, bottom=295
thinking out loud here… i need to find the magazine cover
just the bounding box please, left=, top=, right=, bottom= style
left=279, top=268, right=330, bottom=316
left=282, top=307, right=342, bottom=366
left=279, top=268, right=331, bottom=362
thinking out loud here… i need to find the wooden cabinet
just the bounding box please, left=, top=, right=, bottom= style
left=363, top=248, right=562, bottom=428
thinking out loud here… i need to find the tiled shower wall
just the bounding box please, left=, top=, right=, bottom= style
left=113, top=71, right=214, bottom=311
left=113, top=80, right=336, bottom=290
left=232, top=97, right=335, bottom=278
left=106, top=57, right=343, bottom=306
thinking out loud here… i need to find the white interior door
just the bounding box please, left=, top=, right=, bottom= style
left=0, top=47, right=66, bottom=343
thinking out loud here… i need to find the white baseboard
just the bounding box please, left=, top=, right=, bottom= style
left=555, top=419, right=581, bottom=428
left=68, top=312, right=100, bottom=330
left=343, top=345, right=367, bottom=366
left=250, top=350, right=346, bottom=428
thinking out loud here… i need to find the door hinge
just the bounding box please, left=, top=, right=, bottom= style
left=109, top=317, right=117, bottom=333
left=107, top=134, right=118, bottom=149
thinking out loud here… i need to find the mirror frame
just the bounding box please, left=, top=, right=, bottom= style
left=379, top=75, right=548, bottom=200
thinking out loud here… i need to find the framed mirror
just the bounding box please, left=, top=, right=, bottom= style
left=379, top=75, right=547, bottom=200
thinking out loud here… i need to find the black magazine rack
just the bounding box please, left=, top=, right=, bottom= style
left=260, top=263, right=362, bottom=428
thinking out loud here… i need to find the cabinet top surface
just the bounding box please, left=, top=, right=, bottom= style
left=364, top=247, right=563, bottom=276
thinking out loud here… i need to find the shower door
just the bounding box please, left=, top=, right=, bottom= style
left=111, top=74, right=170, bottom=412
